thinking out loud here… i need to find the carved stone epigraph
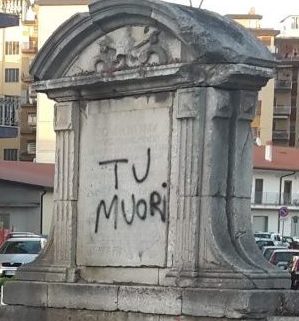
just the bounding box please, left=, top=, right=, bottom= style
left=94, top=26, right=169, bottom=72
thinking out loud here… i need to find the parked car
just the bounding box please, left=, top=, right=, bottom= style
left=255, top=238, right=275, bottom=250
left=290, top=256, right=299, bottom=289
left=282, top=236, right=299, bottom=249
left=0, top=235, right=47, bottom=277
left=268, top=249, right=299, bottom=270
left=254, top=232, right=284, bottom=246
left=262, top=246, right=286, bottom=261
left=5, top=232, right=41, bottom=239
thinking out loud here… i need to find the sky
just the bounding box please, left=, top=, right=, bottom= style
left=162, top=0, right=299, bottom=29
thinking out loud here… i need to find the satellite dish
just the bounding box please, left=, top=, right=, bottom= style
left=255, top=137, right=262, bottom=146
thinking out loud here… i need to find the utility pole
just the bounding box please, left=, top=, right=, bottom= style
left=199, top=0, right=204, bottom=8
left=189, top=0, right=193, bottom=7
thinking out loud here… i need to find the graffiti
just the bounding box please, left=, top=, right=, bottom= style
left=98, top=159, right=128, bottom=190
left=132, top=148, right=151, bottom=183
left=95, top=148, right=167, bottom=232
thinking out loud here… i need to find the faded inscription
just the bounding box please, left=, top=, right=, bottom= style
left=77, top=98, right=170, bottom=266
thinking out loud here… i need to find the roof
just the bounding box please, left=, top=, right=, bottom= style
left=0, top=13, right=19, bottom=28
left=0, top=161, right=54, bottom=188
left=249, top=28, right=280, bottom=37
left=280, top=15, right=299, bottom=23
left=253, top=145, right=299, bottom=172
left=226, top=14, right=263, bottom=20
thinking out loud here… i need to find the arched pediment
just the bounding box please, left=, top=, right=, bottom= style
left=31, top=0, right=275, bottom=82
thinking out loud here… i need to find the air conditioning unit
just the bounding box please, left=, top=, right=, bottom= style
left=27, top=142, right=36, bottom=155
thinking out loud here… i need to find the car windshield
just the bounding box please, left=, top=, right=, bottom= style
left=255, top=233, right=271, bottom=239
left=256, top=240, right=274, bottom=249
left=0, top=240, right=41, bottom=254
left=264, top=249, right=275, bottom=260
left=273, top=252, right=299, bottom=265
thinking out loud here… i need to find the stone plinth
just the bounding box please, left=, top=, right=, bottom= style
left=3, top=0, right=298, bottom=320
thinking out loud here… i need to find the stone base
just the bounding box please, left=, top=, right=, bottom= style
left=1, top=306, right=299, bottom=321
left=3, top=281, right=299, bottom=320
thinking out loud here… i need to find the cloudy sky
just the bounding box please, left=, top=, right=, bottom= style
left=162, top=0, right=298, bottom=28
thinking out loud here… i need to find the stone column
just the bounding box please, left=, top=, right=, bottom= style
left=52, top=102, right=80, bottom=281
left=168, top=88, right=205, bottom=280
left=17, top=101, right=80, bottom=282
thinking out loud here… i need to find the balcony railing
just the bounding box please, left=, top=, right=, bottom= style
left=273, top=105, right=292, bottom=115
left=252, top=192, right=299, bottom=206
left=21, top=41, right=37, bottom=54
left=27, top=142, right=36, bottom=155
left=273, top=130, right=290, bottom=140
left=275, top=79, right=292, bottom=90
left=0, top=97, right=19, bottom=127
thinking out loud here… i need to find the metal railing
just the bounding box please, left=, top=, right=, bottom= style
left=275, top=79, right=292, bottom=90
left=273, top=105, right=292, bottom=115
left=252, top=192, right=299, bottom=206
left=0, top=96, right=19, bottom=127
left=273, top=130, right=290, bottom=140
left=22, top=41, right=37, bottom=53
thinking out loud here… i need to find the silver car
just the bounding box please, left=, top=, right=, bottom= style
left=0, top=236, right=47, bottom=277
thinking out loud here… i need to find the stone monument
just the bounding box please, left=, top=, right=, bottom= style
left=3, top=0, right=299, bottom=320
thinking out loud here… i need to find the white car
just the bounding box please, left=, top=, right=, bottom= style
left=254, top=232, right=285, bottom=246
left=0, top=236, right=47, bottom=277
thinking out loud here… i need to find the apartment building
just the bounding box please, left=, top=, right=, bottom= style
left=0, top=0, right=38, bottom=161
left=252, top=145, right=299, bottom=237
left=227, top=9, right=280, bottom=145
left=274, top=15, right=299, bottom=147
left=35, top=0, right=88, bottom=163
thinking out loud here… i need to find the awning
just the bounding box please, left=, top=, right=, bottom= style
left=0, top=13, right=19, bottom=28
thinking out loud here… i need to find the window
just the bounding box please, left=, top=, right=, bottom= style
left=0, top=96, right=19, bottom=126
left=5, top=68, right=19, bottom=82
left=27, top=112, right=36, bottom=126
left=291, top=17, right=299, bottom=29
left=252, top=216, right=268, bottom=232
left=284, top=180, right=292, bottom=205
left=5, top=41, right=19, bottom=55
left=27, top=141, right=36, bottom=155
left=254, top=179, right=263, bottom=204
left=4, top=149, right=18, bottom=161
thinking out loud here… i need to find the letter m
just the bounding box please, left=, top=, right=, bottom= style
left=95, top=195, right=118, bottom=233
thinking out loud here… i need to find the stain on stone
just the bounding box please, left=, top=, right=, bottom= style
left=155, top=92, right=170, bottom=103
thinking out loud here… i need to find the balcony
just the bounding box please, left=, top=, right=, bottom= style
left=252, top=192, right=299, bottom=206
left=273, top=130, right=290, bottom=141
left=21, top=41, right=37, bottom=54
left=273, top=105, right=292, bottom=116
left=275, top=79, right=292, bottom=90
left=0, top=97, right=19, bottom=127
left=21, top=72, right=33, bottom=83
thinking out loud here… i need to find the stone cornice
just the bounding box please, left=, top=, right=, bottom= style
left=33, top=63, right=273, bottom=101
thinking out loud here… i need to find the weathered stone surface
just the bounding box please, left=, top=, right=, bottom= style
left=118, top=286, right=182, bottom=315
left=4, top=0, right=294, bottom=320
left=77, top=93, right=171, bottom=267
left=48, top=283, right=118, bottom=311
left=80, top=267, right=159, bottom=285
left=4, top=281, right=47, bottom=307
left=182, top=289, right=282, bottom=319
